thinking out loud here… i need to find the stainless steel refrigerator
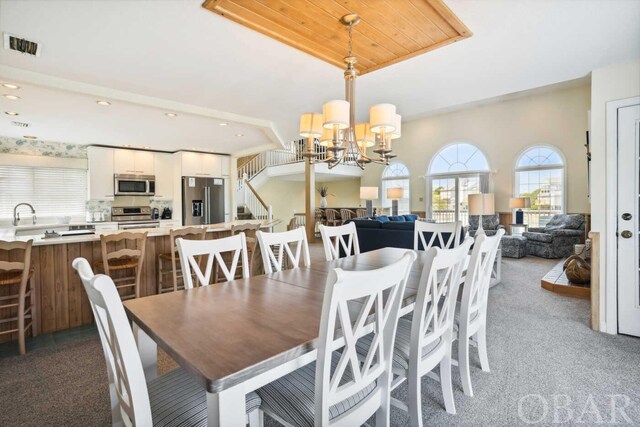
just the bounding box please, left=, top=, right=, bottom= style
left=181, top=176, right=225, bottom=225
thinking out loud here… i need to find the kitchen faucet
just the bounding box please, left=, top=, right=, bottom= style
left=13, top=203, right=37, bottom=226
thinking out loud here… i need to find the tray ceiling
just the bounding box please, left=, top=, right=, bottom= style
left=202, top=0, right=471, bottom=74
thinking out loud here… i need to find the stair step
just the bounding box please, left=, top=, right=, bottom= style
left=238, top=213, right=253, bottom=220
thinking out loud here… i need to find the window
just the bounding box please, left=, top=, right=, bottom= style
left=0, top=166, right=87, bottom=220
left=427, top=143, right=490, bottom=226
left=381, top=162, right=410, bottom=215
left=514, top=146, right=564, bottom=227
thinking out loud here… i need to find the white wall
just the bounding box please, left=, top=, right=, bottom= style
left=361, top=81, right=591, bottom=214
left=590, top=59, right=640, bottom=333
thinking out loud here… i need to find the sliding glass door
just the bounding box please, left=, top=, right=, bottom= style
left=429, top=174, right=481, bottom=226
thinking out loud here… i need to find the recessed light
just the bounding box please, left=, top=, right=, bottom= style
left=235, top=133, right=244, bottom=137
left=1, top=83, right=20, bottom=90
left=219, top=122, right=228, bottom=126
left=142, top=146, right=150, bottom=149
left=4, top=111, right=19, bottom=116
left=122, top=144, right=131, bottom=147
left=165, top=112, right=177, bottom=117
left=3, top=94, right=20, bottom=100
left=96, top=100, right=111, bottom=106
left=23, top=136, right=37, bottom=140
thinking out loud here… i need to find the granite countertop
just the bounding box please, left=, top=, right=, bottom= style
left=3, top=219, right=281, bottom=246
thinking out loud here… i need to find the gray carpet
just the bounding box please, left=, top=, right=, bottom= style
left=1, top=253, right=639, bottom=426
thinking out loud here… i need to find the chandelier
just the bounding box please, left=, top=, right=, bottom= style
left=298, top=13, right=401, bottom=170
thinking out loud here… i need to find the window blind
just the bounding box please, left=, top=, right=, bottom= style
left=0, top=166, right=87, bottom=220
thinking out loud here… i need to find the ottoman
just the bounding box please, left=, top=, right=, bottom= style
left=502, top=235, right=527, bottom=258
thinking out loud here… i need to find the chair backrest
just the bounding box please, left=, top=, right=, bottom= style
left=325, top=209, right=339, bottom=222
left=176, top=234, right=249, bottom=288
left=287, top=215, right=305, bottom=231
left=100, top=232, right=147, bottom=275
left=459, top=230, right=504, bottom=331
left=314, top=251, right=417, bottom=426
left=0, top=239, right=33, bottom=297
left=356, top=208, right=367, bottom=218
left=256, top=227, right=310, bottom=274
left=72, top=258, right=152, bottom=426
left=410, top=237, right=473, bottom=364
left=169, top=227, right=206, bottom=289
left=413, top=220, right=461, bottom=251
left=231, top=222, right=260, bottom=239
left=319, top=223, right=360, bottom=261
left=340, top=209, right=354, bottom=223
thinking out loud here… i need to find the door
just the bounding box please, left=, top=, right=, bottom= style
left=134, top=151, right=155, bottom=175
left=113, top=149, right=136, bottom=174
left=206, top=178, right=225, bottom=224
left=182, top=176, right=205, bottom=226
left=618, top=104, right=640, bottom=336
left=153, top=153, right=174, bottom=199
left=87, top=146, right=114, bottom=200
left=429, top=175, right=480, bottom=225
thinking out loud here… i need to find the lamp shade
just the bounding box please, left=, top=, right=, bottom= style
left=509, top=197, right=526, bottom=209
left=390, top=114, right=402, bottom=139
left=386, top=187, right=404, bottom=199
left=322, top=100, right=349, bottom=130
left=468, top=193, right=495, bottom=215
left=369, top=103, right=396, bottom=133
left=318, top=127, right=334, bottom=147
left=360, top=186, right=378, bottom=200
left=299, top=112, right=323, bottom=137
left=355, top=123, right=375, bottom=148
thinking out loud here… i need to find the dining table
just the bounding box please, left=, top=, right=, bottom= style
left=122, top=247, right=455, bottom=426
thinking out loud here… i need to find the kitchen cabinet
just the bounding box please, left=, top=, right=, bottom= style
left=114, top=149, right=154, bottom=175
left=180, top=152, right=225, bottom=177
left=153, top=153, right=174, bottom=200
left=93, top=223, right=118, bottom=231
left=87, top=146, right=114, bottom=200
left=221, top=157, right=230, bottom=176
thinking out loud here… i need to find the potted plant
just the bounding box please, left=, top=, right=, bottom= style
left=317, top=186, right=333, bottom=208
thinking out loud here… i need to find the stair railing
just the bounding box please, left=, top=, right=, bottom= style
left=242, top=178, right=272, bottom=221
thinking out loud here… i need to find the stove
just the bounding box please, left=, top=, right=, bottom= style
left=111, top=206, right=160, bottom=230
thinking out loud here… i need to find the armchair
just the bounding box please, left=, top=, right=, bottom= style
left=523, top=214, right=585, bottom=258
left=468, top=214, right=505, bottom=237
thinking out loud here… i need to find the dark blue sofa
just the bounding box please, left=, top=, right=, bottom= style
left=345, top=215, right=462, bottom=253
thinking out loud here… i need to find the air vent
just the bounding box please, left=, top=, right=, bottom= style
left=11, top=121, right=29, bottom=128
left=3, top=33, right=40, bottom=57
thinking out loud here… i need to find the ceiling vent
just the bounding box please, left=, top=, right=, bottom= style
left=3, top=33, right=40, bottom=57
left=11, top=121, right=29, bottom=128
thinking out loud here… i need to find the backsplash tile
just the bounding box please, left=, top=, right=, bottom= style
left=0, top=136, right=87, bottom=158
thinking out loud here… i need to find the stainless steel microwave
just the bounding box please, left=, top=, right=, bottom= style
left=114, top=174, right=156, bottom=196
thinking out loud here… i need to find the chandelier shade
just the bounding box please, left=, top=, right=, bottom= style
left=391, top=114, right=402, bottom=139
left=369, top=104, right=396, bottom=134
left=299, top=112, right=323, bottom=137
left=355, top=123, right=375, bottom=147
left=322, top=100, right=349, bottom=130
left=318, top=127, right=334, bottom=147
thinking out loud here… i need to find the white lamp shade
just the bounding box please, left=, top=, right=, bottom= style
left=318, top=127, right=334, bottom=147
left=369, top=103, right=396, bottom=133
left=390, top=114, right=402, bottom=139
left=360, top=186, right=379, bottom=199
left=386, top=187, right=404, bottom=199
left=299, top=112, right=323, bottom=137
left=509, top=197, right=526, bottom=209
left=322, top=100, right=349, bottom=130
left=355, top=123, right=375, bottom=148
left=468, top=193, right=495, bottom=215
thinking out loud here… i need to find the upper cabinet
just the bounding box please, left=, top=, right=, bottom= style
left=113, top=149, right=154, bottom=175
left=87, top=146, right=115, bottom=200
left=180, top=152, right=228, bottom=177
left=153, top=152, right=174, bottom=200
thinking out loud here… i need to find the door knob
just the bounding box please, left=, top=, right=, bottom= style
left=622, top=213, right=632, bottom=220
left=621, top=230, right=633, bottom=239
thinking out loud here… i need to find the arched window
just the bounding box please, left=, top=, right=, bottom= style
left=381, top=162, right=410, bottom=215
left=427, top=143, right=490, bottom=225
left=515, top=146, right=565, bottom=227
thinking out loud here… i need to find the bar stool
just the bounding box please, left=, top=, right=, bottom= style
left=95, top=232, right=147, bottom=300
left=157, top=227, right=206, bottom=293
left=325, top=208, right=341, bottom=226
left=340, top=208, right=355, bottom=224
left=356, top=208, right=367, bottom=218
left=0, top=239, right=35, bottom=355
left=231, top=223, right=260, bottom=278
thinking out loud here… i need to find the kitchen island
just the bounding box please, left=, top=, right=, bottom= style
left=0, top=219, right=280, bottom=343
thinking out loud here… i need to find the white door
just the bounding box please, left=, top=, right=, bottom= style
left=617, top=104, right=640, bottom=336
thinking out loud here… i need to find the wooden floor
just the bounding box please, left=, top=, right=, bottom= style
left=540, top=259, right=590, bottom=299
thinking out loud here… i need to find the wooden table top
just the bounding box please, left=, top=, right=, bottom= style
left=123, top=247, right=425, bottom=393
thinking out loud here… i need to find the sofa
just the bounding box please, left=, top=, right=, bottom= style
left=468, top=214, right=505, bottom=237
left=346, top=215, right=462, bottom=253
left=522, top=214, right=585, bottom=258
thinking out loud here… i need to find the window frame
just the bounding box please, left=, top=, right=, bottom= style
left=380, top=162, right=411, bottom=215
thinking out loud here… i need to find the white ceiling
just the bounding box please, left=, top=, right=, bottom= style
left=0, top=0, right=638, bottom=154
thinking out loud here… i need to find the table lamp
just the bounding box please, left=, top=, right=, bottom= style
left=386, top=187, right=404, bottom=216
left=360, top=186, right=378, bottom=216
left=468, top=193, right=495, bottom=235
left=509, top=197, right=530, bottom=224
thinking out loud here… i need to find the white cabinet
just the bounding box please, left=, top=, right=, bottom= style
left=221, top=157, right=230, bottom=177
left=153, top=153, right=174, bottom=200
left=202, top=154, right=221, bottom=177
left=94, top=223, right=118, bottom=232
left=180, top=152, right=226, bottom=177
left=114, top=149, right=154, bottom=175
left=87, top=146, right=115, bottom=200
left=181, top=151, right=203, bottom=176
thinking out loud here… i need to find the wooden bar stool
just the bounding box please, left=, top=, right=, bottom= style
left=231, top=223, right=260, bottom=278
left=157, top=227, right=206, bottom=293
left=95, top=232, right=147, bottom=300
left=340, top=208, right=355, bottom=224
left=0, top=239, right=35, bottom=355
left=324, top=208, right=341, bottom=226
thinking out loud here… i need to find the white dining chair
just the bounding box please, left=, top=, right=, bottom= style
left=256, top=251, right=417, bottom=427
left=456, top=229, right=504, bottom=397
left=256, top=227, right=310, bottom=274
left=319, top=222, right=360, bottom=261
left=71, top=258, right=262, bottom=427
left=176, top=233, right=249, bottom=289
left=390, top=237, right=473, bottom=426
left=413, top=220, right=461, bottom=251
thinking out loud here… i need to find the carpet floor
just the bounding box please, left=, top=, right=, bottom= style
left=1, top=251, right=639, bottom=426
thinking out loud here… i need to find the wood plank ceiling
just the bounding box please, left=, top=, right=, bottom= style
left=202, top=0, right=472, bottom=74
